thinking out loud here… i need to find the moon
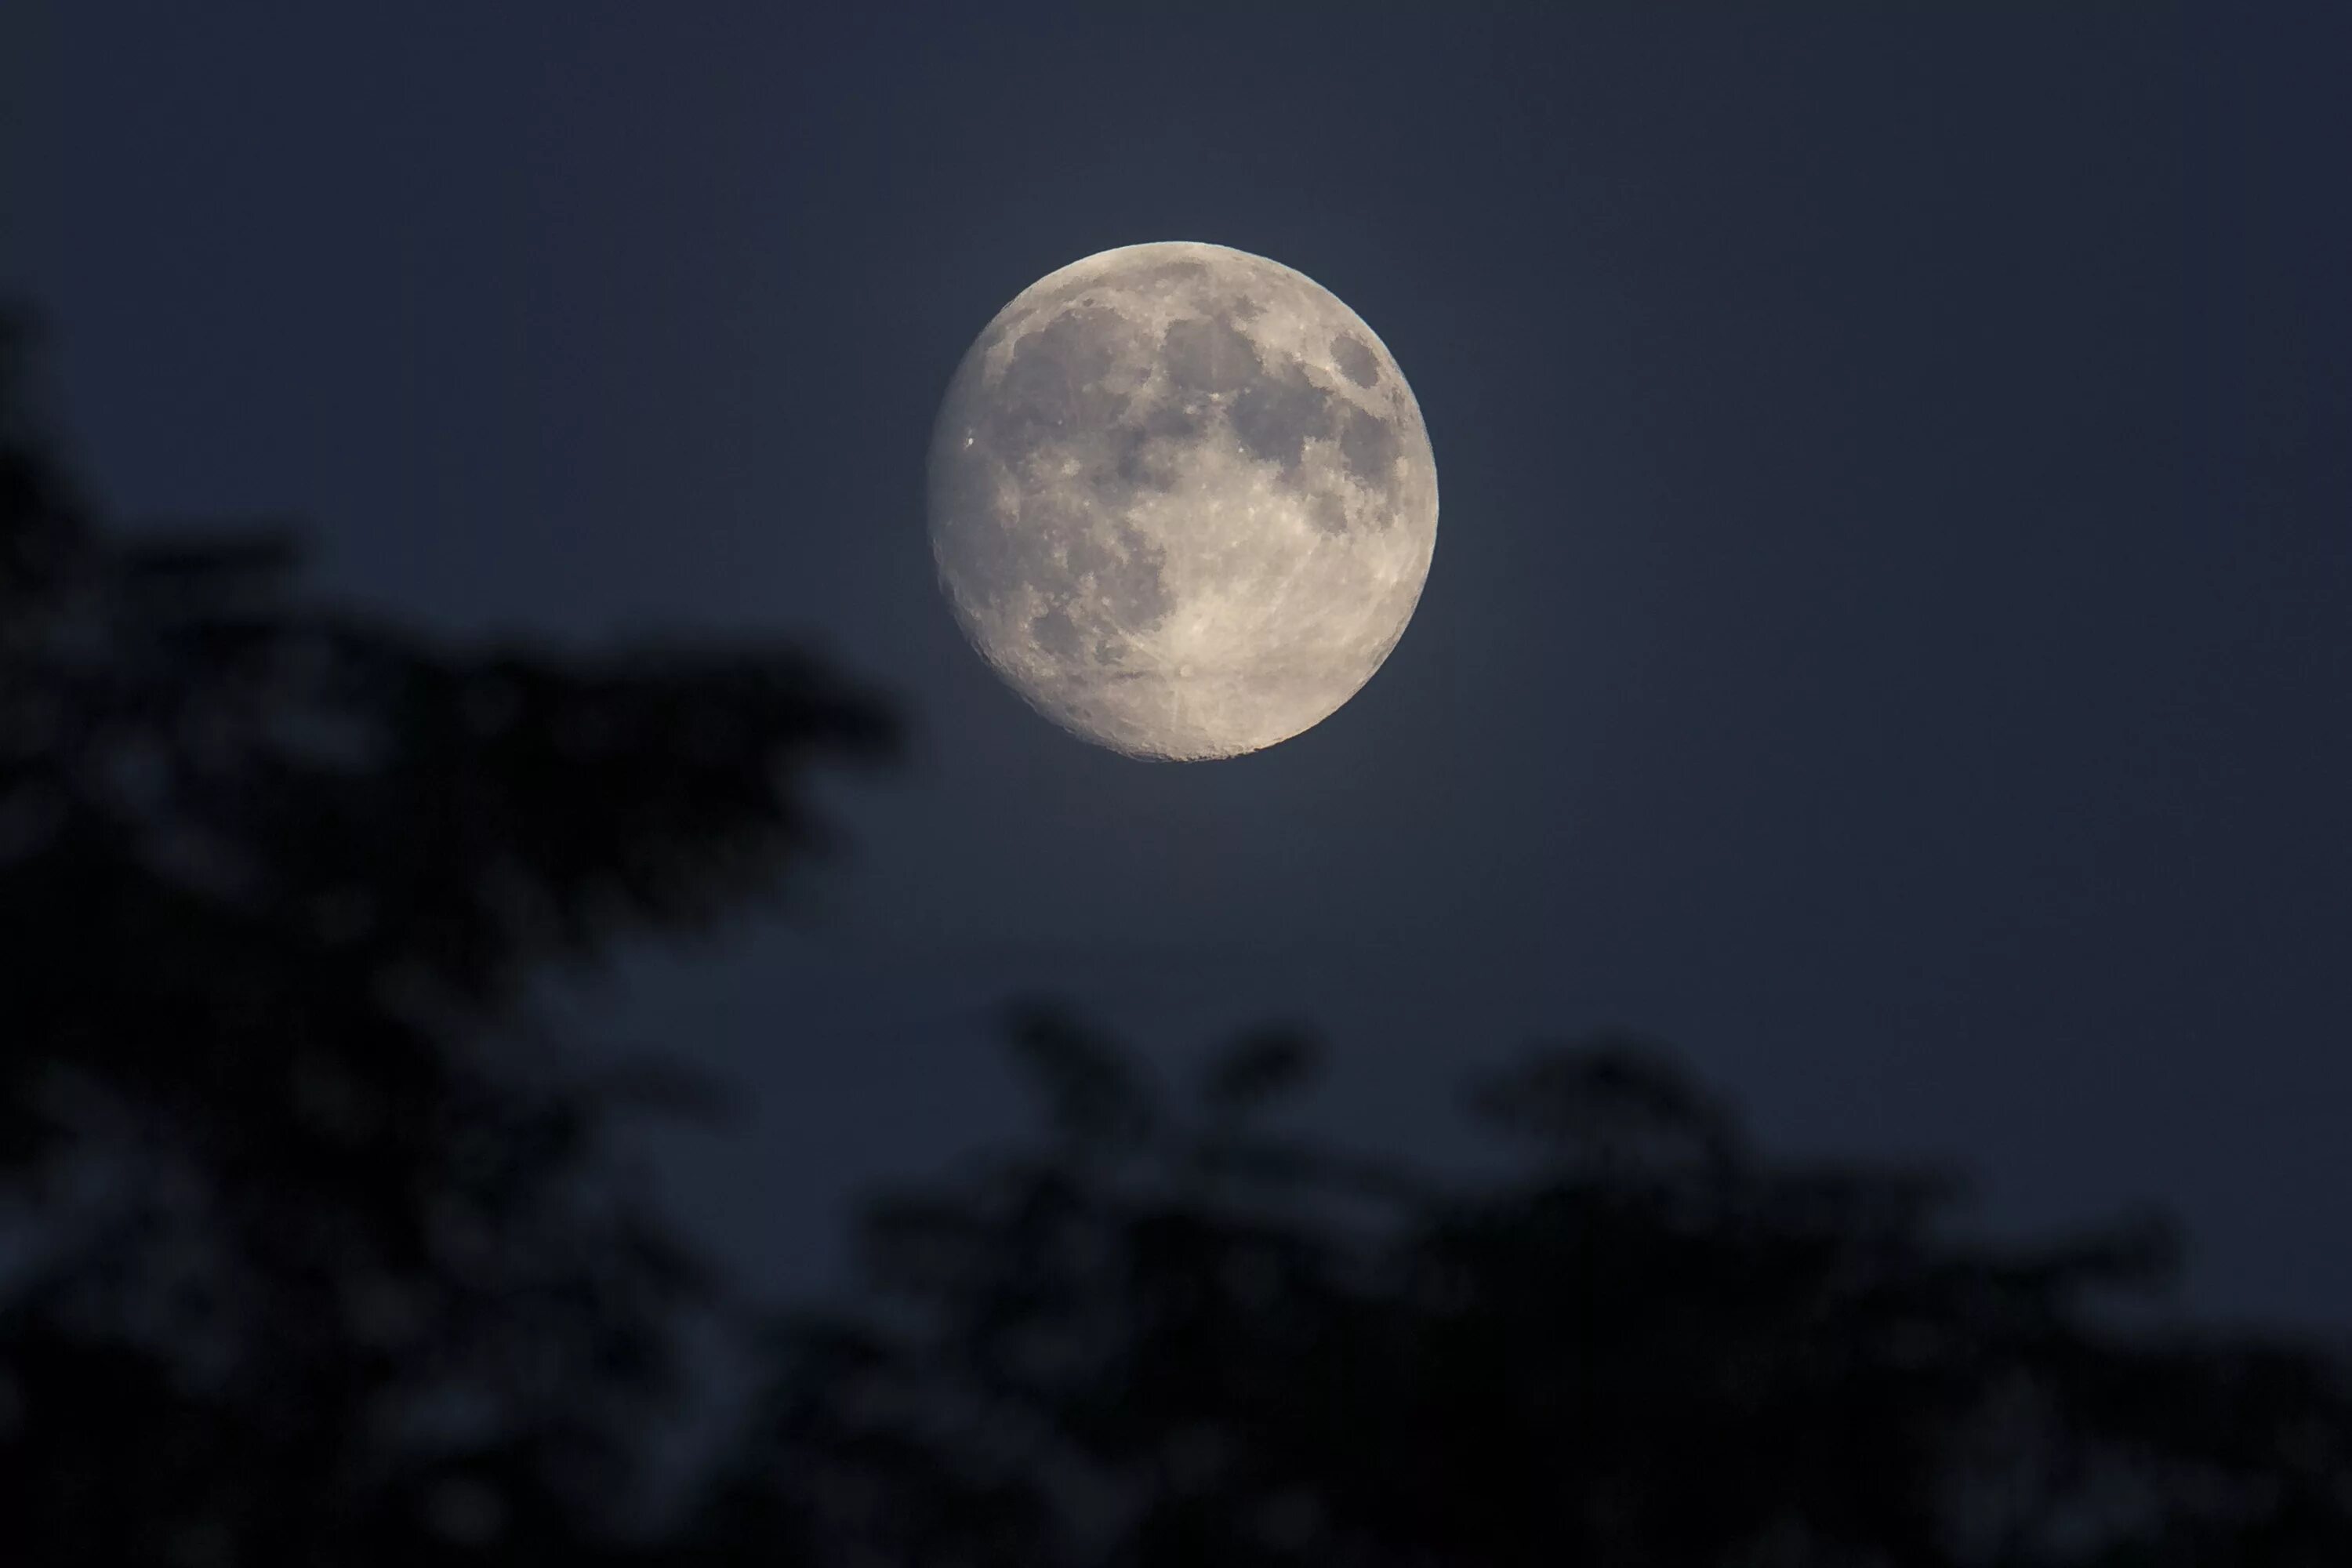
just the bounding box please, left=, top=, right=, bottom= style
left=927, top=241, right=1439, bottom=760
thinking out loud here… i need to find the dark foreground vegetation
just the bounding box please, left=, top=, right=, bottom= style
left=5, top=312, right=2347, bottom=1566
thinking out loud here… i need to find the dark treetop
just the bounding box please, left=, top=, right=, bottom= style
left=5, top=309, right=2350, bottom=1567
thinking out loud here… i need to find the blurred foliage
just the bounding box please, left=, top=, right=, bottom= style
left=691, top=1020, right=2352, bottom=1568
left=0, top=309, right=898, bottom=1564
left=5, top=307, right=2350, bottom=1566
left=701, top=1015, right=2352, bottom=1568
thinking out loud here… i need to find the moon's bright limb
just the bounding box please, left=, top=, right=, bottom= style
left=927, top=241, right=1439, bottom=760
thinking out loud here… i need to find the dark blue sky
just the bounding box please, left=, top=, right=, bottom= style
left=12, top=3, right=2348, bottom=1328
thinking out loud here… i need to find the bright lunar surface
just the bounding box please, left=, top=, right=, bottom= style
left=927, top=241, right=1439, bottom=760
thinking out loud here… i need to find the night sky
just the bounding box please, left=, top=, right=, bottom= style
left=13, top=4, right=2348, bottom=1330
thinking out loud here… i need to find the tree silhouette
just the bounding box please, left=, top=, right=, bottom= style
left=694, top=1006, right=2352, bottom=1568
left=5, top=306, right=2350, bottom=1567
left=0, top=309, right=897, bottom=1563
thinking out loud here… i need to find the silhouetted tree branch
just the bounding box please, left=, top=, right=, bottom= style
left=0, top=307, right=897, bottom=1564
left=692, top=1003, right=2352, bottom=1568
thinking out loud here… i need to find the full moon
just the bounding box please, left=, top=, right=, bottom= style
left=927, top=241, right=1439, bottom=760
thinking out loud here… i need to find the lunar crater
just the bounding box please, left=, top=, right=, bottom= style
left=1331, top=332, right=1381, bottom=387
